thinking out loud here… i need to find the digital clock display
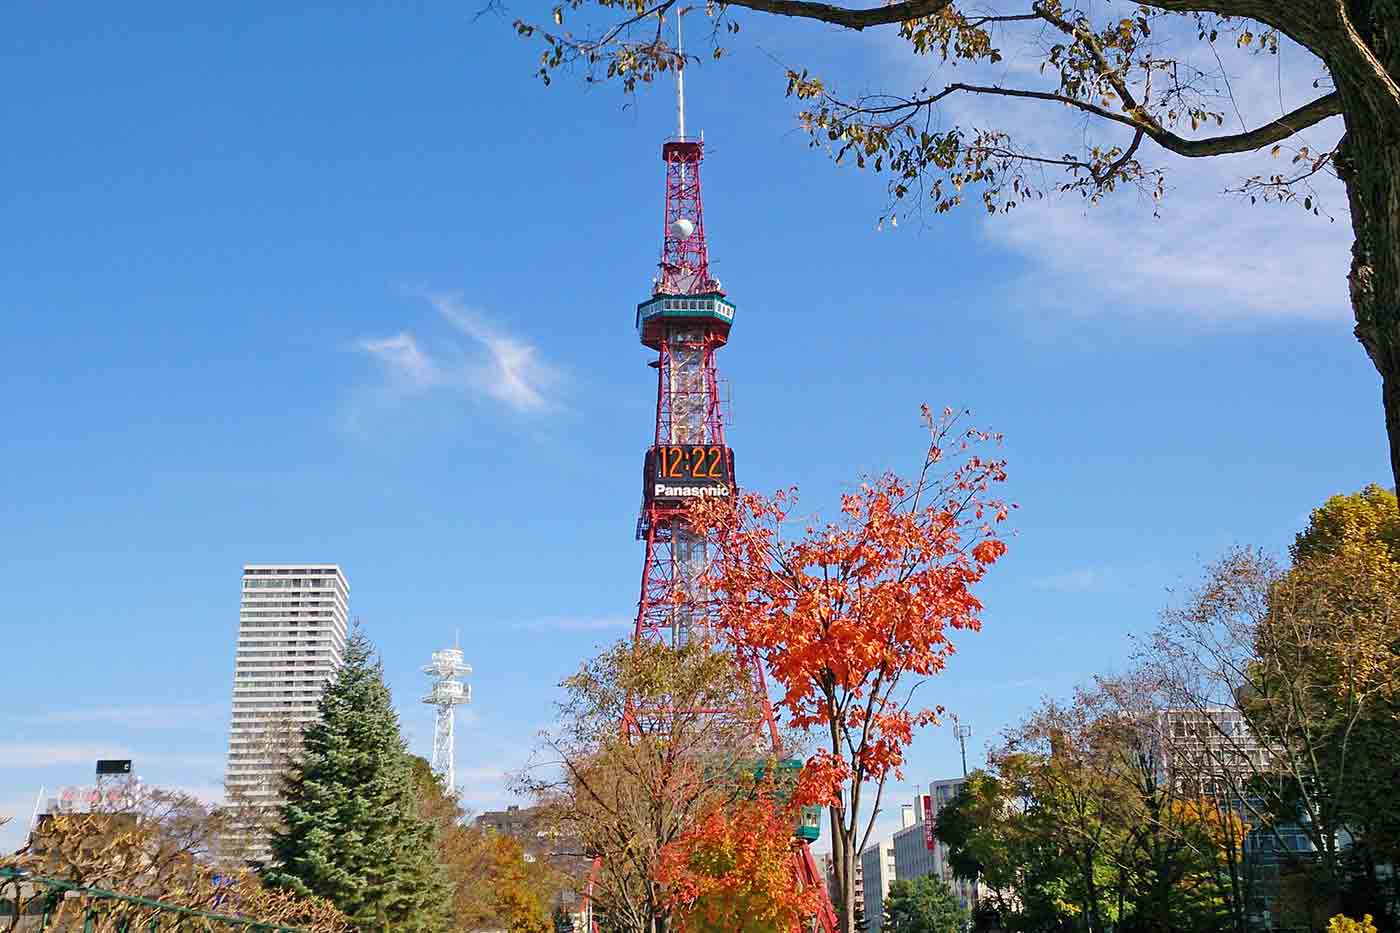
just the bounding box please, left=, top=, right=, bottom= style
left=644, top=444, right=735, bottom=504
left=655, top=444, right=728, bottom=481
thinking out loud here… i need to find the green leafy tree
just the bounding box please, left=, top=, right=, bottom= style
left=1135, top=490, right=1400, bottom=929
left=938, top=683, right=1244, bottom=933
left=264, top=629, right=452, bottom=932
left=1271, top=486, right=1400, bottom=925
left=934, top=766, right=1081, bottom=933
left=933, top=772, right=1025, bottom=912
left=882, top=876, right=968, bottom=933
left=1293, top=484, right=1400, bottom=561
left=999, top=700, right=1137, bottom=933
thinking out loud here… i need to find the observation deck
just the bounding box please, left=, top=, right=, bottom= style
left=636, top=291, right=735, bottom=349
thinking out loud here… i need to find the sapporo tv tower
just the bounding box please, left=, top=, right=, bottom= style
left=620, top=17, right=838, bottom=929
left=630, top=25, right=737, bottom=651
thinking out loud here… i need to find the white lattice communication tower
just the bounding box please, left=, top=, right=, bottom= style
left=422, top=647, right=472, bottom=790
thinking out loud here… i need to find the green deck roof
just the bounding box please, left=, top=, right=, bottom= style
left=636, top=292, right=736, bottom=333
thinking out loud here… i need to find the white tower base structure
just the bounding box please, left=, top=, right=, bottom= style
left=422, top=648, right=472, bottom=790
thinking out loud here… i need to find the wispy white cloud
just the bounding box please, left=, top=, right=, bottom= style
left=352, top=293, right=562, bottom=427
left=430, top=295, right=557, bottom=413
left=358, top=333, right=439, bottom=389
left=448, top=737, right=542, bottom=817
left=1031, top=567, right=1112, bottom=592
left=16, top=703, right=223, bottom=730
left=456, top=785, right=517, bottom=817
left=0, top=743, right=136, bottom=770
left=0, top=744, right=224, bottom=772
left=867, top=24, right=1349, bottom=323
left=174, top=783, right=227, bottom=806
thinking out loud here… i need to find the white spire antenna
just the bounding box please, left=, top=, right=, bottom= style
left=29, top=785, right=45, bottom=831
left=422, top=646, right=472, bottom=790
left=675, top=8, right=686, bottom=139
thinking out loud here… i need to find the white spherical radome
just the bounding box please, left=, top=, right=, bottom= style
left=670, top=217, right=696, bottom=239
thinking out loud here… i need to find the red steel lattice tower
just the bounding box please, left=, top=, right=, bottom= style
left=619, top=114, right=838, bottom=931
left=632, top=133, right=734, bottom=653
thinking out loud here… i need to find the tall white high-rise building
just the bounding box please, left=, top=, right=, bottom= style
left=224, top=564, right=349, bottom=860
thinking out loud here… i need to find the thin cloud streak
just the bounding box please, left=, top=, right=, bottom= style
left=868, top=25, right=1350, bottom=323
left=431, top=295, right=556, bottom=413
left=1031, top=567, right=1112, bottom=592
left=17, top=704, right=224, bottom=730
left=0, top=744, right=225, bottom=772
left=0, top=792, right=43, bottom=855
left=456, top=766, right=508, bottom=782
left=0, top=743, right=136, bottom=770
left=358, top=333, right=439, bottom=389
left=351, top=292, right=562, bottom=428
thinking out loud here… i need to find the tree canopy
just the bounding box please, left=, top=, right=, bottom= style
left=1, top=784, right=350, bottom=932
left=408, top=755, right=564, bottom=932
left=516, top=0, right=1400, bottom=489
left=690, top=406, right=1009, bottom=932
left=520, top=638, right=769, bottom=933
left=881, top=876, right=968, bottom=933
left=264, top=629, right=452, bottom=932
left=1125, top=485, right=1400, bottom=927
left=657, top=795, right=824, bottom=933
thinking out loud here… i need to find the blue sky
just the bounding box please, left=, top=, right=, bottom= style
left=1, top=2, right=1383, bottom=852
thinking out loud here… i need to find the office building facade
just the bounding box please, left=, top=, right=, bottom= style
left=224, top=564, right=349, bottom=860
left=893, top=816, right=935, bottom=883
left=888, top=782, right=983, bottom=914
left=927, top=778, right=982, bottom=912
left=859, top=839, right=897, bottom=932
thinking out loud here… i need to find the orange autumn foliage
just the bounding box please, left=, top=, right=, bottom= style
left=656, top=795, right=822, bottom=933
left=1173, top=797, right=1248, bottom=855
left=691, top=407, right=1011, bottom=807
left=689, top=407, right=1010, bottom=929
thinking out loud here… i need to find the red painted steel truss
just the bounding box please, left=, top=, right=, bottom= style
left=657, top=140, right=719, bottom=295
left=580, top=134, right=838, bottom=933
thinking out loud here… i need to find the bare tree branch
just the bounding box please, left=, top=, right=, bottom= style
left=716, top=0, right=1301, bottom=35
left=720, top=0, right=954, bottom=31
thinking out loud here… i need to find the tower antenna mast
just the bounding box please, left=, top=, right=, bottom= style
left=675, top=8, right=685, bottom=139
left=422, top=646, right=472, bottom=790
left=953, top=714, right=974, bottom=778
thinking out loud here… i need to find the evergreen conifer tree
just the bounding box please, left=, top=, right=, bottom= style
left=264, top=628, right=451, bottom=932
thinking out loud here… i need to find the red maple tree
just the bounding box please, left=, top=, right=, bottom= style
left=657, top=793, right=823, bottom=933
left=690, top=406, right=1011, bottom=931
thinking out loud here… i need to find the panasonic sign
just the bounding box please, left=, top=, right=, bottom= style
left=653, top=483, right=731, bottom=500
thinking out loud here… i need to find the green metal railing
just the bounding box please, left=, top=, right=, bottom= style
left=0, top=869, right=312, bottom=932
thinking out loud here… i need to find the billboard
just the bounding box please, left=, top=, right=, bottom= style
left=922, top=793, right=935, bottom=851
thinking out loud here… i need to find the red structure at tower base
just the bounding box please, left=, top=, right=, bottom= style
left=576, top=132, right=839, bottom=933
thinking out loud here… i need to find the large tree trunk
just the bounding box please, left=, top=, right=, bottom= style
left=1333, top=0, right=1400, bottom=490
left=828, top=805, right=855, bottom=933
